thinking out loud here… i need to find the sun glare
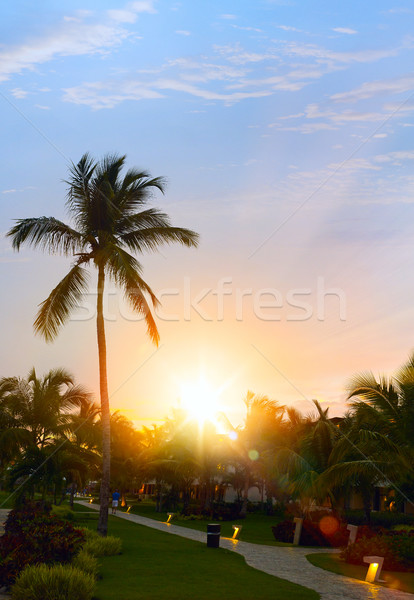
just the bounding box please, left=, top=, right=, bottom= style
left=180, top=377, right=221, bottom=425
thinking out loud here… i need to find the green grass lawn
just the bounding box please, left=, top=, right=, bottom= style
left=0, top=490, right=19, bottom=508
left=306, top=553, right=414, bottom=595
left=120, top=501, right=289, bottom=546
left=74, top=510, right=319, bottom=600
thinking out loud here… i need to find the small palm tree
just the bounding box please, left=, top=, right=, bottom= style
left=7, top=153, right=199, bottom=534
left=0, top=367, right=89, bottom=450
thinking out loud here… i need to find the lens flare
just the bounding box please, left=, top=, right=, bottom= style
left=248, top=449, right=259, bottom=461
left=319, top=515, right=339, bottom=536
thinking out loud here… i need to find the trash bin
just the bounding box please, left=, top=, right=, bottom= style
left=207, top=523, right=221, bottom=548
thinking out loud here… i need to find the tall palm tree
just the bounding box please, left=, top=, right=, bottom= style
left=7, top=153, right=199, bottom=534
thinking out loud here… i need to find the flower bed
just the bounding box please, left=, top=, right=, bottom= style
left=0, top=501, right=85, bottom=587
left=341, top=530, right=414, bottom=572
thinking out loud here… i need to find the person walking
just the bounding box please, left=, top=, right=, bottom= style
left=111, top=489, right=121, bottom=515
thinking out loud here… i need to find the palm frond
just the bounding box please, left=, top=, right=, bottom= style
left=65, top=153, right=96, bottom=213
left=117, top=172, right=166, bottom=212
left=7, top=217, right=85, bottom=255
left=121, top=225, right=199, bottom=253
left=116, top=208, right=172, bottom=234
left=34, top=265, right=90, bottom=342
left=275, top=447, right=313, bottom=476
left=94, top=154, right=126, bottom=192
left=318, top=459, right=394, bottom=491
left=105, top=245, right=160, bottom=345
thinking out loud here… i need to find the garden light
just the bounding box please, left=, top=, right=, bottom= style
left=89, top=498, right=93, bottom=504
left=232, top=525, right=242, bottom=539
left=346, top=524, right=358, bottom=546
left=293, top=517, right=303, bottom=546
left=363, top=556, right=384, bottom=583
left=166, top=513, right=174, bottom=523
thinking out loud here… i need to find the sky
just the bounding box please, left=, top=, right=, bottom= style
left=1, top=0, right=414, bottom=429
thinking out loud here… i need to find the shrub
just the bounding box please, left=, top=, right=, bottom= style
left=0, top=502, right=85, bottom=587
left=343, top=509, right=414, bottom=528
left=175, top=514, right=205, bottom=522
left=4, top=501, right=51, bottom=535
left=271, top=520, right=295, bottom=543
left=72, top=550, right=99, bottom=579
left=51, top=506, right=75, bottom=521
left=83, top=535, right=122, bottom=557
left=271, top=518, right=349, bottom=547
left=11, top=563, right=95, bottom=600
left=78, top=526, right=100, bottom=540
left=341, top=531, right=414, bottom=572
left=212, top=501, right=242, bottom=521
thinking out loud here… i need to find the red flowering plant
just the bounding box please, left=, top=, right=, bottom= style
left=0, top=501, right=85, bottom=587
left=341, top=530, right=414, bottom=572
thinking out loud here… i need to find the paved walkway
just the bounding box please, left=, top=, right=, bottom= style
left=76, top=502, right=414, bottom=600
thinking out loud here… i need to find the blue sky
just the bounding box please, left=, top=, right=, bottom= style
left=2, top=0, right=414, bottom=427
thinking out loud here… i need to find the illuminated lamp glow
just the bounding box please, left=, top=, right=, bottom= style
left=363, top=556, right=384, bottom=583
left=232, top=525, right=242, bottom=539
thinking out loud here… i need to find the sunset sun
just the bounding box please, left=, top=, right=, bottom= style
left=179, top=377, right=221, bottom=425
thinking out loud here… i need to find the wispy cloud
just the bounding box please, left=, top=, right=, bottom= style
left=10, top=88, right=29, bottom=99
left=275, top=24, right=303, bottom=32
left=374, top=150, right=414, bottom=163
left=232, top=25, right=263, bottom=33
left=284, top=40, right=401, bottom=65
left=0, top=2, right=156, bottom=82
left=175, top=30, right=191, bottom=36
left=332, top=27, right=358, bottom=35
left=107, top=1, right=156, bottom=23
left=331, top=73, right=414, bottom=103
left=63, top=77, right=272, bottom=109
left=63, top=80, right=164, bottom=109
left=2, top=186, right=36, bottom=194
left=271, top=121, right=338, bottom=134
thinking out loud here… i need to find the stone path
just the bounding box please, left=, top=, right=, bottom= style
left=77, top=501, right=414, bottom=600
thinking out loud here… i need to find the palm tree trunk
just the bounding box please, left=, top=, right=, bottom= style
left=239, top=468, right=250, bottom=518
left=97, top=265, right=111, bottom=536
left=70, top=481, right=77, bottom=509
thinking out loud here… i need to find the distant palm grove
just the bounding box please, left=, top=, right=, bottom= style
left=1, top=354, right=414, bottom=522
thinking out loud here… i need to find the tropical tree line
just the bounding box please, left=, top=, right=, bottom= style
left=4, top=151, right=414, bottom=532
left=1, top=354, right=414, bottom=521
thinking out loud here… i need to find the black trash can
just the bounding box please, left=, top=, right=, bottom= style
left=207, top=523, right=221, bottom=548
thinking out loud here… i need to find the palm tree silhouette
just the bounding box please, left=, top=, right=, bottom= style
left=7, top=153, right=198, bottom=534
